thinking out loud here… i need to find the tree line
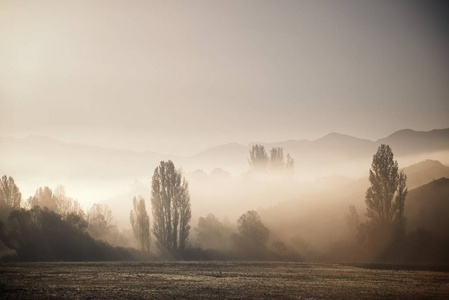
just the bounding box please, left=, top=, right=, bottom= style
left=2, top=143, right=446, bottom=262
left=248, top=145, right=294, bottom=172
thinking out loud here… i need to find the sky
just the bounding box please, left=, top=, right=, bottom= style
left=1, top=0, right=448, bottom=156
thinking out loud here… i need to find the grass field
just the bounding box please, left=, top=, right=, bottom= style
left=1, top=261, right=448, bottom=299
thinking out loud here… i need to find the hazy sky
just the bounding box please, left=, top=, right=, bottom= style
left=1, top=0, right=448, bottom=155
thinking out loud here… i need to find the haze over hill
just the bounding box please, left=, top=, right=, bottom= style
left=1, top=0, right=449, bottom=277
left=1, top=127, right=448, bottom=228
left=405, top=177, right=449, bottom=239
left=2, top=128, right=448, bottom=178
left=258, top=164, right=449, bottom=255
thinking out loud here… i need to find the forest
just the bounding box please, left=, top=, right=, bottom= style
left=1, top=143, right=448, bottom=263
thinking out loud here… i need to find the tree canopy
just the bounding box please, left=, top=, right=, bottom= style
left=151, top=160, right=191, bottom=252
left=0, top=176, right=22, bottom=219
left=365, top=144, right=407, bottom=229
left=130, top=195, right=151, bottom=252
left=248, top=145, right=294, bottom=173
left=360, top=144, right=408, bottom=254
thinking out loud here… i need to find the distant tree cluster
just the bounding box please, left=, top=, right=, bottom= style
left=248, top=145, right=294, bottom=173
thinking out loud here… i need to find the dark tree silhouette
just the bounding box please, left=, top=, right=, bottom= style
left=0, top=176, right=21, bottom=219
left=130, top=195, right=151, bottom=252
left=248, top=145, right=268, bottom=171
left=395, top=172, right=407, bottom=236
left=232, top=210, right=270, bottom=258
left=237, top=210, right=269, bottom=245
left=365, top=144, right=407, bottom=228
left=360, top=144, right=408, bottom=252
left=65, top=212, right=88, bottom=233
left=0, top=207, right=131, bottom=261
left=151, top=160, right=191, bottom=252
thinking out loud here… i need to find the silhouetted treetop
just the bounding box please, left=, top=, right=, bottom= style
left=237, top=210, right=269, bottom=245
left=151, top=160, right=191, bottom=252
left=0, top=176, right=21, bottom=214
left=365, top=144, right=407, bottom=228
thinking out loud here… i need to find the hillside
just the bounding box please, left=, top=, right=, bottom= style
left=403, top=160, right=449, bottom=189
left=405, top=177, right=449, bottom=239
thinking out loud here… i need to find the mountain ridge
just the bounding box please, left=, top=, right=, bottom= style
left=2, top=127, right=448, bottom=158
left=1, top=128, right=448, bottom=178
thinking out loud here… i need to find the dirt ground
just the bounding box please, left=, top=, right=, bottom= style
left=1, top=261, right=448, bottom=299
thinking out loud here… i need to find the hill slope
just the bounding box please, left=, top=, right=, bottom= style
left=405, top=177, right=449, bottom=238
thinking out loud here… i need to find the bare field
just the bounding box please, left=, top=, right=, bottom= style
left=1, top=261, right=448, bottom=299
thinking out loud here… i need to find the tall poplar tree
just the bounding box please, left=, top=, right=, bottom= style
left=151, top=160, right=191, bottom=252
left=364, top=144, right=407, bottom=239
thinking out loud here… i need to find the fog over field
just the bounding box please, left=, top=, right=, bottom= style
left=1, top=129, right=449, bottom=262
left=1, top=0, right=449, bottom=298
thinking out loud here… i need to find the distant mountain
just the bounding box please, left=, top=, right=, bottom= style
left=405, top=178, right=449, bottom=239
left=184, top=143, right=248, bottom=173
left=0, top=135, right=171, bottom=180
left=198, top=128, right=449, bottom=175
left=403, top=160, right=449, bottom=189
left=378, top=128, right=449, bottom=155
left=1, top=128, right=448, bottom=181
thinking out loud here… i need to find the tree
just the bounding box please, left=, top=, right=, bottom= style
left=195, top=213, right=232, bottom=251
left=130, top=195, right=151, bottom=252
left=346, top=205, right=359, bottom=234
left=395, top=172, right=407, bottom=237
left=0, top=207, right=131, bottom=261
left=286, top=154, right=294, bottom=171
left=151, top=160, right=191, bottom=252
left=248, top=145, right=294, bottom=174
left=237, top=210, right=269, bottom=245
left=248, top=145, right=268, bottom=171
left=28, top=186, right=57, bottom=212
left=53, top=185, right=84, bottom=216
left=361, top=144, right=408, bottom=248
left=269, top=147, right=284, bottom=169
left=232, top=210, right=270, bottom=258
left=0, top=176, right=22, bottom=218
left=87, top=203, right=115, bottom=240
left=27, top=185, right=83, bottom=216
